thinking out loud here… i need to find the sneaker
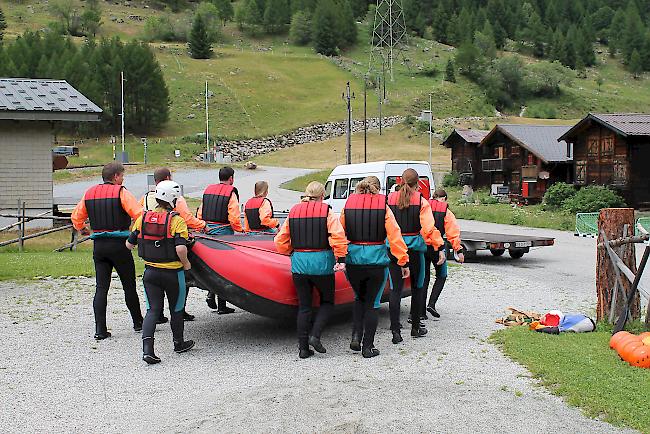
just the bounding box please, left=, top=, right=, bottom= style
left=183, top=311, right=195, bottom=321
left=133, top=322, right=143, bottom=332
left=308, top=336, right=326, bottom=353
left=362, top=346, right=380, bottom=358
left=173, top=340, right=195, bottom=353
left=427, top=306, right=440, bottom=318
left=206, top=296, right=218, bottom=310
left=391, top=330, right=403, bottom=344
left=143, top=354, right=161, bottom=364
left=349, top=332, right=362, bottom=352
left=299, top=348, right=314, bottom=359
left=217, top=306, right=235, bottom=315
left=94, top=331, right=111, bottom=340
left=411, top=326, right=428, bottom=338
left=157, top=316, right=169, bottom=325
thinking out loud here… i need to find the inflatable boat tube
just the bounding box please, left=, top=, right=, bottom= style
left=188, top=233, right=411, bottom=319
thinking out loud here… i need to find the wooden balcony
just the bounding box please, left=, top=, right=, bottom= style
left=481, top=158, right=510, bottom=172
left=521, top=165, right=539, bottom=180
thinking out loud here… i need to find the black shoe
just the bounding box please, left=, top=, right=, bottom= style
left=350, top=332, right=362, bottom=352
left=362, top=346, right=380, bottom=358
left=299, top=348, right=314, bottom=359
left=427, top=306, right=440, bottom=318
left=421, top=313, right=428, bottom=320
left=217, top=306, right=235, bottom=315
left=174, top=340, right=195, bottom=353
left=391, top=330, right=403, bottom=344
left=308, top=336, right=326, bottom=353
left=143, top=337, right=161, bottom=364
left=94, top=331, right=111, bottom=340
left=157, top=315, right=169, bottom=324
left=183, top=311, right=195, bottom=321
left=133, top=322, right=143, bottom=332
left=411, top=326, right=428, bottom=338
left=206, top=296, right=218, bottom=310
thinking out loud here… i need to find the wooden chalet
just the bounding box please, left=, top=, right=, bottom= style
left=478, top=124, right=572, bottom=201
left=559, top=113, right=650, bottom=208
left=442, top=128, right=489, bottom=185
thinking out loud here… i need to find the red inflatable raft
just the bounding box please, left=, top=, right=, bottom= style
left=188, top=233, right=411, bottom=319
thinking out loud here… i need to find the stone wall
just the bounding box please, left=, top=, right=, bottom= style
left=211, top=116, right=403, bottom=162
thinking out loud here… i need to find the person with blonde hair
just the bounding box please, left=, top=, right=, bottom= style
left=274, top=181, right=349, bottom=358
left=386, top=169, right=445, bottom=344
left=340, top=176, right=409, bottom=358
left=244, top=181, right=279, bottom=233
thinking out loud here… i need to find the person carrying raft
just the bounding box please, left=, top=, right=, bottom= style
left=197, top=166, right=239, bottom=314
left=339, top=176, right=410, bottom=358
left=243, top=181, right=279, bottom=234
left=274, top=181, right=349, bottom=359
left=420, top=188, right=464, bottom=319
left=126, top=180, right=195, bottom=364
left=387, top=168, right=445, bottom=344
left=71, top=162, right=144, bottom=340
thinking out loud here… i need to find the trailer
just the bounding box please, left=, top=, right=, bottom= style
left=458, top=231, right=555, bottom=259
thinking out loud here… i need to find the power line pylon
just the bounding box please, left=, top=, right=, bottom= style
left=369, top=0, right=408, bottom=81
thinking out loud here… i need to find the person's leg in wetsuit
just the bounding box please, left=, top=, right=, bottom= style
left=347, top=265, right=384, bottom=357
left=416, top=247, right=435, bottom=322
left=308, top=274, right=334, bottom=353
left=92, top=239, right=143, bottom=339
left=406, top=250, right=427, bottom=338
left=427, top=261, right=448, bottom=318
left=142, top=267, right=165, bottom=363
left=293, top=273, right=314, bottom=358
left=388, top=257, right=405, bottom=344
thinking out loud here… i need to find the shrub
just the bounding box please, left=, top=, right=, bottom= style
left=527, top=103, right=558, bottom=119
left=562, top=185, right=626, bottom=214
left=443, top=171, right=460, bottom=187
left=542, top=182, right=576, bottom=210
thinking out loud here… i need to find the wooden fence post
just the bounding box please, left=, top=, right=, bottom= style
left=597, top=208, right=640, bottom=322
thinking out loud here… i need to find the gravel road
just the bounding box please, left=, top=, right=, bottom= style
left=0, top=220, right=637, bottom=433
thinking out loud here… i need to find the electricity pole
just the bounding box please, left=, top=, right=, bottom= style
left=363, top=77, right=367, bottom=163
left=377, top=74, right=382, bottom=136
left=120, top=71, right=127, bottom=163
left=342, top=82, right=355, bottom=165
left=429, top=93, right=432, bottom=166
left=205, top=81, right=210, bottom=161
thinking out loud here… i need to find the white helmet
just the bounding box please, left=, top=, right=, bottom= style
left=155, top=180, right=181, bottom=207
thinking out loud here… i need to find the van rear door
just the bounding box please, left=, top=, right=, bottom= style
left=385, top=163, right=434, bottom=199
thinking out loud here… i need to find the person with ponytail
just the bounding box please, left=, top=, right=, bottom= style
left=386, top=169, right=445, bottom=344
left=274, top=181, right=349, bottom=359
left=340, top=176, right=409, bottom=358
left=244, top=181, right=279, bottom=233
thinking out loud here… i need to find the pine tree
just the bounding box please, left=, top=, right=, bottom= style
left=241, top=0, right=263, bottom=31
left=210, top=0, right=234, bottom=25
left=337, top=0, right=357, bottom=48
left=349, top=0, right=368, bottom=19
left=629, top=48, right=642, bottom=78
left=444, top=58, right=456, bottom=82
left=474, top=26, right=496, bottom=60
left=608, top=9, right=626, bottom=57
left=188, top=13, right=212, bottom=59
left=0, top=7, right=7, bottom=42
left=312, top=0, right=338, bottom=56
left=641, top=32, right=650, bottom=71
left=264, top=0, right=290, bottom=34
left=576, top=27, right=596, bottom=67
left=525, top=11, right=547, bottom=58
left=622, top=0, right=645, bottom=63
left=289, top=11, right=311, bottom=45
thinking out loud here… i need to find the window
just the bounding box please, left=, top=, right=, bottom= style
left=386, top=176, right=431, bottom=199
left=613, top=159, right=628, bottom=186
left=601, top=134, right=615, bottom=157
left=324, top=181, right=332, bottom=200
left=575, top=160, right=587, bottom=185
left=511, top=145, right=520, bottom=156
left=333, top=178, right=349, bottom=199
left=587, top=135, right=599, bottom=157
left=349, top=177, right=364, bottom=195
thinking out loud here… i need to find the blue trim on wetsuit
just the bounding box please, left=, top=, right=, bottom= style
left=345, top=244, right=390, bottom=266
left=142, top=268, right=150, bottom=310
left=175, top=270, right=187, bottom=312
left=91, top=230, right=131, bottom=240
left=205, top=224, right=234, bottom=235
left=291, top=250, right=335, bottom=275
left=374, top=268, right=389, bottom=308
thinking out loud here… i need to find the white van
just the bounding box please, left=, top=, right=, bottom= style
left=324, top=161, right=435, bottom=214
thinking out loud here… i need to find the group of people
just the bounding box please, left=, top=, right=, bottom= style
left=71, top=162, right=463, bottom=363
left=275, top=168, right=463, bottom=359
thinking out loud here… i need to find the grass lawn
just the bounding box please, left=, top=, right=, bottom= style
left=253, top=125, right=451, bottom=170
left=0, top=231, right=144, bottom=280
left=280, top=169, right=331, bottom=192
left=491, top=325, right=650, bottom=432
left=446, top=187, right=575, bottom=231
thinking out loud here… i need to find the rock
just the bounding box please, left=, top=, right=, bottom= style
left=244, top=161, right=257, bottom=170
left=187, top=114, right=196, bottom=119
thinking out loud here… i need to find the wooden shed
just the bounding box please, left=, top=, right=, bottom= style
left=558, top=113, right=650, bottom=208
left=479, top=124, right=572, bottom=202
left=442, top=128, right=489, bottom=185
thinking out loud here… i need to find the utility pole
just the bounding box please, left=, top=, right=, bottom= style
left=429, top=93, right=432, bottom=166
left=377, top=74, right=382, bottom=136
left=205, top=81, right=210, bottom=161
left=363, top=77, right=367, bottom=163
left=120, top=71, right=127, bottom=163
left=342, top=82, right=355, bottom=165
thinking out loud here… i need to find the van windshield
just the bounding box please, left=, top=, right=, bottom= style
left=386, top=176, right=431, bottom=199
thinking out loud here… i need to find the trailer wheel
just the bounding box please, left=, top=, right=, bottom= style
left=508, top=248, right=526, bottom=259
left=490, top=248, right=506, bottom=257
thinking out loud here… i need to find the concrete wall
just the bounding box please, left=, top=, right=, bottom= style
left=0, top=120, right=53, bottom=226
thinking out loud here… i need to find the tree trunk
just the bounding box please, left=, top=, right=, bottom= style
left=597, top=208, right=640, bottom=322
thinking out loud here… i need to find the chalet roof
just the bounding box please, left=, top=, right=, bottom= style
left=442, top=129, right=489, bottom=147
left=0, top=78, right=102, bottom=122
left=558, top=113, right=650, bottom=141
left=482, top=124, right=572, bottom=163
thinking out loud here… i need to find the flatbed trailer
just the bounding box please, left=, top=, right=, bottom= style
left=458, top=231, right=555, bottom=259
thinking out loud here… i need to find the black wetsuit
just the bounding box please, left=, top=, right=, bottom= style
left=388, top=250, right=423, bottom=331
left=293, top=274, right=335, bottom=349
left=142, top=267, right=186, bottom=342
left=346, top=265, right=386, bottom=347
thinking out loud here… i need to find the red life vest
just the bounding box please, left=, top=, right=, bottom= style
left=84, top=183, right=131, bottom=232
left=138, top=210, right=179, bottom=263
left=343, top=193, right=387, bottom=244
left=288, top=201, right=330, bottom=251
left=387, top=191, right=422, bottom=236
left=429, top=199, right=448, bottom=237
left=202, top=184, right=239, bottom=224
left=245, top=196, right=274, bottom=230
